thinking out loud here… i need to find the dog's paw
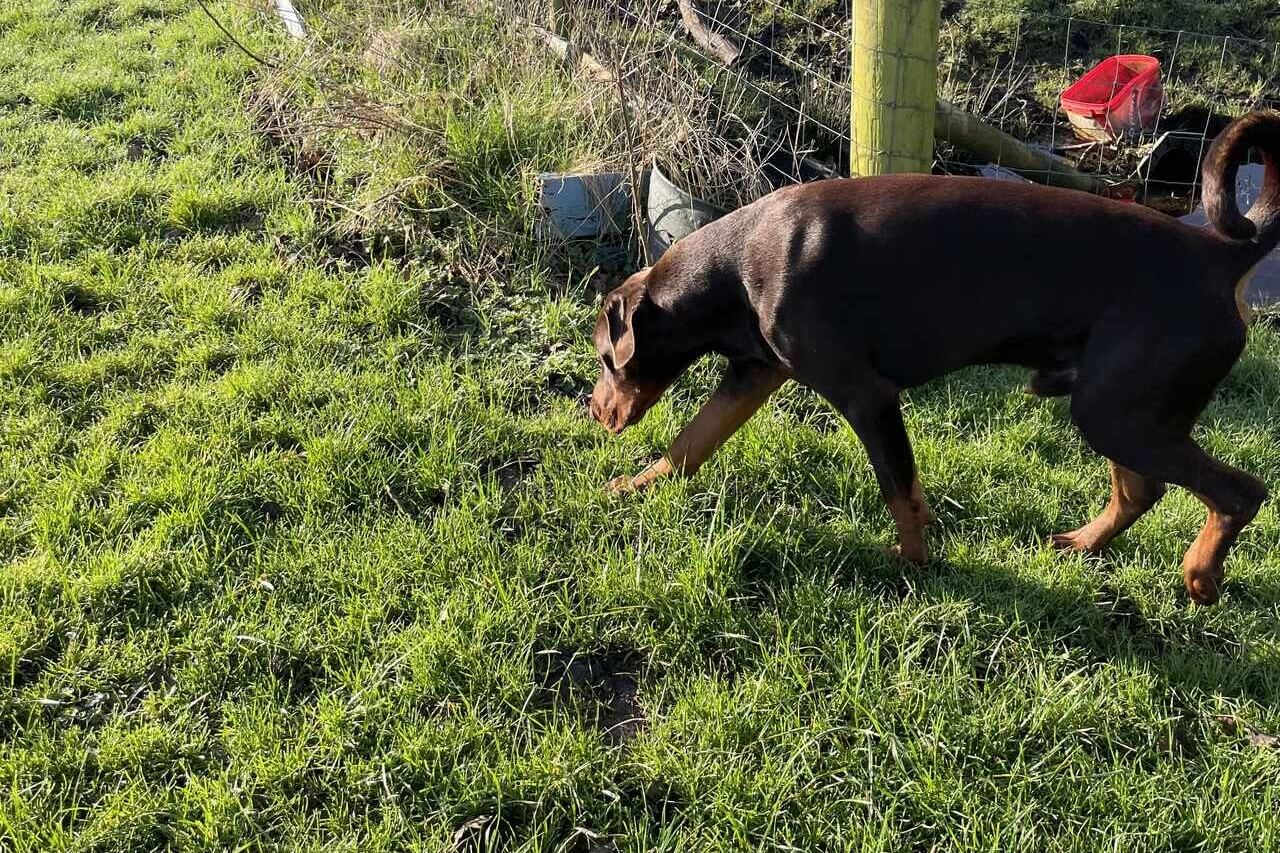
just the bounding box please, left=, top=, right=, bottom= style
left=1183, top=563, right=1224, bottom=606
left=605, top=475, right=636, bottom=494
left=886, top=543, right=928, bottom=565
left=1049, top=529, right=1103, bottom=553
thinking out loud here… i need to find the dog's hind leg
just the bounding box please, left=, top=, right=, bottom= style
left=831, top=382, right=933, bottom=563
left=1100, top=436, right=1263, bottom=604
left=1051, top=461, right=1165, bottom=552
left=1068, top=379, right=1266, bottom=604
left=607, top=361, right=788, bottom=493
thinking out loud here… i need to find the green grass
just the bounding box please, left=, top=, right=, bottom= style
left=3, top=1, right=1280, bottom=850
left=944, top=0, right=1280, bottom=116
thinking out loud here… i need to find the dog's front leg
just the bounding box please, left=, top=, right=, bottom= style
left=607, top=362, right=788, bottom=493
left=831, top=382, right=932, bottom=563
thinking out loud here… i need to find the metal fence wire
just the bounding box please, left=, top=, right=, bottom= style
left=224, top=0, right=1280, bottom=247
left=519, top=0, right=1280, bottom=217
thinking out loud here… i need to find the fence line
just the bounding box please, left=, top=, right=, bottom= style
left=234, top=0, right=1280, bottom=224
left=527, top=0, right=1279, bottom=215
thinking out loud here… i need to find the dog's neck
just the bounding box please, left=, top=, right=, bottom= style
left=648, top=231, right=768, bottom=365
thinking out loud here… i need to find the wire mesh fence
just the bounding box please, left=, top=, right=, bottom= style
left=227, top=0, right=1280, bottom=256
left=504, top=0, right=1280, bottom=217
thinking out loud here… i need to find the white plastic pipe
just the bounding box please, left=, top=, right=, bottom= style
left=272, top=0, right=306, bottom=40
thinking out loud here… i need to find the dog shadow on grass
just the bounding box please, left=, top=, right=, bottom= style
left=731, top=520, right=1280, bottom=709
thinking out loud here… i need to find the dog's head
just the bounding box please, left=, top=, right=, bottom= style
left=589, top=269, right=694, bottom=434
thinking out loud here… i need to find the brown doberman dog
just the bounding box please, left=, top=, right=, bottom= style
left=590, top=110, right=1280, bottom=605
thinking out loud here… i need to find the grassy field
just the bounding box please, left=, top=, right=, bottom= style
left=3, top=0, right=1280, bottom=850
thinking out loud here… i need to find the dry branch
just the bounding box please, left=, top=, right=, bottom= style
left=675, top=0, right=742, bottom=66
left=525, top=23, right=616, bottom=83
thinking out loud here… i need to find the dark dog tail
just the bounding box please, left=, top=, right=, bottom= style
left=1202, top=109, right=1280, bottom=262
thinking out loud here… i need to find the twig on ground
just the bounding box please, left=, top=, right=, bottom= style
left=194, top=0, right=278, bottom=68
left=675, top=0, right=743, bottom=66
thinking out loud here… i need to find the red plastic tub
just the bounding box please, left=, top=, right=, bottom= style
left=1060, top=55, right=1163, bottom=142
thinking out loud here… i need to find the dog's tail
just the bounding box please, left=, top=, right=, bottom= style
left=1202, top=110, right=1280, bottom=262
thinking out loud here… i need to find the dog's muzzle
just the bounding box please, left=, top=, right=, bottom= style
left=591, top=376, right=662, bottom=434
left=589, top=392, right=629, bottom=434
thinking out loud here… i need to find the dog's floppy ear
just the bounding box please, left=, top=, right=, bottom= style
left=604, top=286, right=646, bottom=368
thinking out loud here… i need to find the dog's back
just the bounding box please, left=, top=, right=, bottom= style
left=721, top=108, right=1280, bottom=389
